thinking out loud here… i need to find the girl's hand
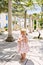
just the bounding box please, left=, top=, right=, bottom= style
left=18, top=38, right=21, bottom=44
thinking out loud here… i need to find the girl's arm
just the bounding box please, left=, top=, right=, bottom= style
left=25, top=36, right=28, bottom=43
left=18, top=38, right=21, bottom=44
left=18, top=38, right=21, bottom=51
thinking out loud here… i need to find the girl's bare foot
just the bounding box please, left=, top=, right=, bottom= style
left=20, top=57, right=26, bottom=62
left=20, top=53, right=26, bottom=62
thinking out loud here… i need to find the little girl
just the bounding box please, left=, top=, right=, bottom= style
left=17, top=29, right=29, bottom=61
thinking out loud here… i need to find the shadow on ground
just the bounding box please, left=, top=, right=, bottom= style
left=0, top=51, right=20, bottom=62
left=0, top=41, right=17, bottom=50
left=0, top=52, right=34, bottom=65
left=20, top=59, right=34, bottom=65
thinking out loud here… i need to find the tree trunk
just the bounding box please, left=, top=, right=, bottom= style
left=5, top=0, right=14, bottom=42
left=29, top=15, right=33, bottom=33
left=41, top=4, right=43, bottom=12
left=41, top=4, right=43, bottom=19
left=24, top=10, right=27, bottom=28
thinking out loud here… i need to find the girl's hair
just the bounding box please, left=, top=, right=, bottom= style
left=21, top=28, right=26, bottom=34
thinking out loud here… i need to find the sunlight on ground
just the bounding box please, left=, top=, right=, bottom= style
left=0, top=39, right=3, bottom=41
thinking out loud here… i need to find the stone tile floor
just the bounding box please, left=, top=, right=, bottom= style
left=0, top=31, right=43, bottom=65
left=0, top=39, right=43, bottom=65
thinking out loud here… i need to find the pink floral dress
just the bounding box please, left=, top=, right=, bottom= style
left=17, top=35, right=29, bottom=54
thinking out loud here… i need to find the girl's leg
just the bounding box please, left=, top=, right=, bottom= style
left=20, top=53, right=23, bottom=60
left=23, top=53, right=26, bottom=60
left=20, top=53, right=26, bottom=61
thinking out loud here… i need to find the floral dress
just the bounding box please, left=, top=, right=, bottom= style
left=17, top=35, right=29, bottom=54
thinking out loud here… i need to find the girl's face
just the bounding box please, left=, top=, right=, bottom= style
left=21, top=31, right=26, bottom=36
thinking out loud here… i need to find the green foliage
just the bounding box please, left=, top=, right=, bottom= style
left=0, top=0, right=33, bottom=13
left=25, top=0, right=33, bottom=7
left=36, top=0, right=43, bottom=7
left=39, top=18, right=43, bottom=29
left=34, top=20, right=36, bottom=30
left=36, top=0, right=43, bottom=5
left=4, top=27, right=8, bottom=31
left=0, top=0, right=8, bottom=13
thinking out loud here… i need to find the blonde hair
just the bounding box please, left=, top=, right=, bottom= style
left=21, top=28, right=26, bottom=34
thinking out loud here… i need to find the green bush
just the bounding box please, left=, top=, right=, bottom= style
left=4, top=27, right=8, bottom=31
left=34, top=20, right=36, bottom=30
left=39, top=19, right=43, bottom=29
